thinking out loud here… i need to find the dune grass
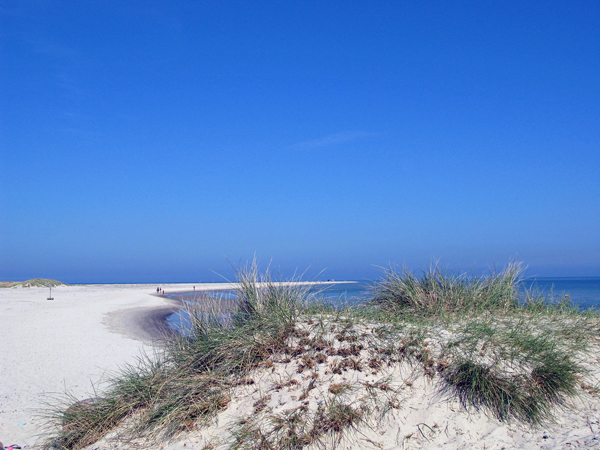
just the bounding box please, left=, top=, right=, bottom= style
left=42, top=262, right=600, bottom=449
left=367, top=262, right=598, bottom=425
left=368, top=261, right=523, bottom=317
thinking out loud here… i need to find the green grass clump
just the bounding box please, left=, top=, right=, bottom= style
left=369, top=262, right=522, bottom=317
left=442, top=360, right=538, bottom=423
left=58, top=396, right=129, bottom=449
left=442, top=355, right=580, bottom=425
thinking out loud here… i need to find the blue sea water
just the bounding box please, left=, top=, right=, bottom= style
left=166, top=277, right=600, bottom=333
left=520, top=277, right=600, bottom=310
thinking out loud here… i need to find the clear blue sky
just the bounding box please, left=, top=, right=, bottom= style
left=1, top=1, right=599, bottom=283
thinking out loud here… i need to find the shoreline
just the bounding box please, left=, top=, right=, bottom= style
left=157, top=279, right=357, bottom=295
left=4, top=280, right=600, bottom=449
left=43, top=279, right=600, bottom=450
left=103, top=303, right=181, bottom=342
left=154, top=281, right=361, bottom=334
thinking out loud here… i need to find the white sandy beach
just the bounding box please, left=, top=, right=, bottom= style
left=2, top=284, right=600, bottom=449
left=0, top=283, right=230, bottom=448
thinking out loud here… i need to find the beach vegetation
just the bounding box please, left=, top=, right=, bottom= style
left=43, top=262, right=310, bottom=448
left=367, top=262, right=595, bottom=425
left=368, top=261, right=522, bottom=317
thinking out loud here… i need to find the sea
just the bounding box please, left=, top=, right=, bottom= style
left=166, top=277, right=600, bottom=333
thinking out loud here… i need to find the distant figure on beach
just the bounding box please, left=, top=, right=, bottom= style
left=156, top=287, right=160, bottom=294
left=193, top=286, right=195, bottom=291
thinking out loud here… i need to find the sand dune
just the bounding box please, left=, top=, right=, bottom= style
left=2, top=284, right=600, bottom=449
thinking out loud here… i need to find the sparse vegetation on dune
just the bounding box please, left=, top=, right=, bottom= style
left=43, top=262, right=600, bottom=449
left=0, top=278, right=66, bottom=288
left=368, top=262, right=599, bottom=425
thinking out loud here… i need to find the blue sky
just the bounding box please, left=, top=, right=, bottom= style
left=1, top=1, right=599, bottom=283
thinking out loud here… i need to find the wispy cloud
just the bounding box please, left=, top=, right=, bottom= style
left=289, top=131, right=378, bottom=151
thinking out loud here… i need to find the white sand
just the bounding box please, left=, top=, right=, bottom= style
left=0, top=283, right=229, bottom=448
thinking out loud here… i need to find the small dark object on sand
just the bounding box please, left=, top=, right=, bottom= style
left=0, top=444, right=22, bottom=450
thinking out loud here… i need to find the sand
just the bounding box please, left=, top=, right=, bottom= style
left=0, top=282, right=231, bottom=448
left=3, top=284, right=600, bottom=449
